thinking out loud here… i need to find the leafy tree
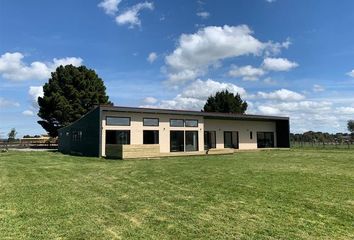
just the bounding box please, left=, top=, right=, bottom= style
left=203, top=90, right=247, bottom=114
left=8, top=128, right=17, bottom=142
left=348, top=120, right=354, bottom=133
left=37, top=65, right=111, bottom=137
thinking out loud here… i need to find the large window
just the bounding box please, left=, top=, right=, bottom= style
left=143, top=118, right=159, bottom=126
left=257, top=132, right=274, bottom=148
left=106, top=117, right=130, bottom=126
left=224, top=131, right=239, bottom=149
left=170, top=119, right=184, bottom=127
left=106, top=130, right=130, bottom=144
left=185, top=131, right=198, bottom=151
left=170, top=131, right=184, bottom=152
left=204, top=131, right=216, bottom=150
left=185, top=119, right=198, bottom=127
left=143, top=130, right=159, bottom=144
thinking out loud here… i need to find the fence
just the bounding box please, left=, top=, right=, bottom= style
left=291, top=141, right=354, bottom=149
left=0, top=141, right=58, bottom=150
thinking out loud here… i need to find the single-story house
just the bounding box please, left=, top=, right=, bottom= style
left=58, top=105, right=290, bottom=159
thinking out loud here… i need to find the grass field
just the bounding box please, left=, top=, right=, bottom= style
left=0, top=149, right=353, bottom=239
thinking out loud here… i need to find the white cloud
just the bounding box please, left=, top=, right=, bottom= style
left=98, top=0, right=122, bottom=15
left=164, top=25, right=290, bottom=85
left=22, top=110, right=34, bottom=116
left=147, top=52, right=157, bottom=63
left=263, top=77, right=276, bottom=84
left=115, top=2, right=154, bottom=28
left=346, top=69, right=354, bottom=77
left=262, top=57, right=298, bottom=71
left=335, top=107, right=354, bottom=115
left=141, top=79, right=246, bottom=110
left=313, top=84, right=325, bottom=92
left=143, top=96, right=158, bottom=104
left=266, top=0, right=276, bottom=3
left=228, top=65, right=266, bottom=81
left=196, top=11, right=210, bottom=19
left=0, top=97, right=20, bottom=108
left=0, top=52, right=83, bottom=81
left=28, top=86, right=44, bottom=108
left=257, top=89, right=305, bottom=101
left=257, top=106, right=280, bottom=115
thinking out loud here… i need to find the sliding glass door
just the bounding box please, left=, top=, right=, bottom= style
left=170, top=131, right=184, bottom=152
left=257, top=132, right=274, bottom=148
left=224, top=131, right=239, bottom=149
left=204, top=131, right=216, bottom=150
left=185, top=131, right=198, bottom=151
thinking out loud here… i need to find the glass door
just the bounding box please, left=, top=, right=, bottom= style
left=204, top=131, right=216, bottom=150
left=170, top=131, right=184, bottom=152
left=185, top=131, right=198, bottom=151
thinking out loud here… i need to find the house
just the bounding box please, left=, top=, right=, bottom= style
left=58, top=105, right=290, bottom=159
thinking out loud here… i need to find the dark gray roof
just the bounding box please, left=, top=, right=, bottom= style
left=100, top=105, right=289, bottom=121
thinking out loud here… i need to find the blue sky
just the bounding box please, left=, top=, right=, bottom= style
left=1, top=0, right=354, bottom=137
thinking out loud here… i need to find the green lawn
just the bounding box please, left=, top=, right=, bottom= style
left=0, top=150, right=353, bottom=239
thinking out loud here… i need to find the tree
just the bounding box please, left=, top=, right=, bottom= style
left=203, top=90, right=248, bottom=114
left=37, top=65, right=111, bottom=137
left=348, top=120, right=354, bottom=133
left=8, top=128, right=17, bottom=142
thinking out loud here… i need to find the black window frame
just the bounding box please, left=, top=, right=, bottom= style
left=143, top=118, right=159, bottom=126
left=106, top=116, right=131, bottom=126
left=170, top=119, right=184, bottom=127
left=250, top=131, right=253, bottom=140
left=185, top=131, right=199, bottom=151
left=185, top=119, right=198, bottom=127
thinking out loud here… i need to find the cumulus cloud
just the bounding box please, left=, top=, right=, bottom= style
left=115, top=1, right=154, bottom=28
left=266, top=0, right=276, bottom=3
left=262, top=57, right=298, bottom=71
left=142, top=79, right=246, bottom=110
left=28, top=86, right=44, bottom=108
left=0, top=97, right=20, bottom=108
left=22, top=110, right=34, bottom=116
left=98, top=0, right=122, bottom=15
left=228, top=65, right=266, bottom=81
left=0, top=52, right=83, bottom=81
left=143, top=96, right=158, bottom=104
left=257, top=106, right=280, bottom=115
left=164, top=25, right=290, bottom=85
left=346, top=69, right=354, bottom=77
left=257, top=89, right=305, bottom=101
left=196, top=11, right=210, bottom=19
left=147, top=52, right=157, bottom=63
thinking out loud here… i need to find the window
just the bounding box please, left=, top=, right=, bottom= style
left=257, top=132, right=274, bottom=148
left=185, top=131, right=198, bottom=151
left=224, top=131, right=239, bottom=149
left=106, top=130, right=130, bottom=144
left=143, top=118, right=159, bottom=126
left=250, top=131, right=253, bottom=139
left=72, top=131, right=82, bottom=142
left=106, top=117, right=130, bottom=126
left=204, top=131, right=216, bottom=150
left=143, top=130, right=159, bottom=144
left=170, top=131, right=184, bottom=152
left=170, top=119, right=184, bottom=127
left=185, top=119, right=198, bottom=127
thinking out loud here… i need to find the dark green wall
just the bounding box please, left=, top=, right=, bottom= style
left=276, top=120, right=290, bottom=148
left=58, top=107, right=100, bottom=157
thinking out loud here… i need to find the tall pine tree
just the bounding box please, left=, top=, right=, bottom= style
left=37, top=65, right=111, bottom=137
left=203, top=90, right=247, bottom=114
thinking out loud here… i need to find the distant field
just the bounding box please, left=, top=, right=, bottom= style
left=0, top=149, right=353, bottom=239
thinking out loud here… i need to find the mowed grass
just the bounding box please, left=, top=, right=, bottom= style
left=0, top=150, right=353, bottom=239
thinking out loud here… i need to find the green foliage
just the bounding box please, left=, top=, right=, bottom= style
left=290, top=131, right=352, bottom=143
left=348, top=120, right=354, bottom=133
left=203, top=90, right=247, bottom=114
left=37, top=65, right=111, bottom=137
left=7, top=128, right=17, bottom=142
